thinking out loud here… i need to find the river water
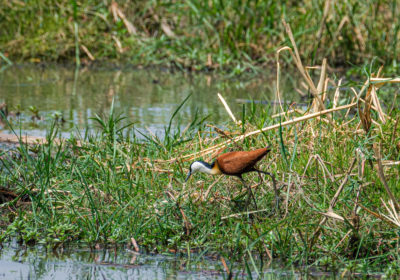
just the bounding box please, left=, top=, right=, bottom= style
left=0, top=65, right=301, bottom=139
left=0, top=240, right=342, bottom=280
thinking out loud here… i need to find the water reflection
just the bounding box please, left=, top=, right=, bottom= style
left=0, top=65, right=298, bottom=138
left=0, top=243, right=221, bottom=279
left=0, top=241, right=346, bottom=280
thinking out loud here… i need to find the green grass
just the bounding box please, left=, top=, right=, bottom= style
left=1, top=75, right=400, bottom=277
left=0, top=0, right=399, bottom=74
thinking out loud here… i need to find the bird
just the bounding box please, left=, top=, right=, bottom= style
left=185, top=146, right=279, bottom=211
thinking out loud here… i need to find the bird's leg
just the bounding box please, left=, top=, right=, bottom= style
left=255, top=169, right=279, bottom=214
left=239, top=176, right=257, bottom=210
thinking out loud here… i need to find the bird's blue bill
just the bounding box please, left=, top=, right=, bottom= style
left=185, top=172, right=191, bottom=182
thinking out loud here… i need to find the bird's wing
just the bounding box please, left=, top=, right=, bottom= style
left=217, top=148, right=269, bottom=175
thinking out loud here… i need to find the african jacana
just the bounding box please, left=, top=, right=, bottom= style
left=185, top=147, right=279, bottom=211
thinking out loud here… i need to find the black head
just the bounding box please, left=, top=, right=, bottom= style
left=185, top=161, right=213, bottom=182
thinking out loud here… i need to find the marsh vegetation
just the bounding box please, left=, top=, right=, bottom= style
left=1, top=33, right=400, bottom=277
left=1, top=0, right=399, bottom=73
left=1, top=0, right=400, bottom=278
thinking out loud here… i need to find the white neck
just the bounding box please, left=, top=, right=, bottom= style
left=191, top=161, right=215, bottom=175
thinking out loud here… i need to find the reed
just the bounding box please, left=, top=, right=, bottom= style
left=0, top=0, right=399, bottom=73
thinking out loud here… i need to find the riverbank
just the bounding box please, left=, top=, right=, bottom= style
left=1, top=52, right=400, bottom=277
left=1, top=1, right=399, bottom=74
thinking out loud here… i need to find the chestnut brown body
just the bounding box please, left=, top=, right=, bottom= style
left=216, top=147, right=271, bottom=176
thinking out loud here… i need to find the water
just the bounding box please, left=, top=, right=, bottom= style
left=0, top=65, right=299, bottom=139
left=0, top=240, right=345, bottom=280
left=0, top=242, right=222, bottom=280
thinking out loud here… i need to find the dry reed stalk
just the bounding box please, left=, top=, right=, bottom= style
left=357, top=203, right=399, bottom=228
left=276, top=46, right=291, bottom=115
left=344, top=97, right=356, bottom=119
left=329, top=157, right=357, bottom=210
left=130, top=237, right=140, bottom=252
left=271, top=108, right=305, bottom=119
left=319, top=210, right=345, bottom=221
left=166, top=102, right=357, bottom=163
left=357, top=98, right=393, bottom=121
left=358, top=80, right=373, bottom=133
left=220, top=257, right=231, bottom=279
left=370, top=85, right=386, bottom=123
left=147, top=168, right=174, bottom=173
left=81, top=45, right=95, bottom=60
left=207, top=124, right=242, bottom=151
left=314, top=58, right=327, bottom=112
left=354, top=74, right=400, bottom=126
left=355, top=148, right=366, bottom=179
left=323, top=77, right=329, bottom=103
left=382, top=160, right=400, bottom=166
left=197, top=131, right=203, bottom=155
left=353, top=26, right=366, bottom=52
left=352, top=182, right=372, bottom=213
left=316, top=155, right=334, bottom=182
left=370, top=77, right=400, bottom=84
left=316, top=0, right=331, bottom=41
left=282, top=19, right=326, bottom=113
left=160, top=18, right=176, bottom=38
left=334, top=230, right=352, bottom=250
left=302, top=155, right=335, bottom=185
left=333, top=79, right=342, bottom=109
left=218, top=93, right=239, bottom=125
left=253, top=226, right=273, bottom=260
left=110, top=1, right=137, bottom=35
left=381, top=199, right=400, bottom=227
left=373, top=143, right=400, bottom=211
left=221, top=208, right=273, bottom=220
left=371, top=119, right=383, bottom=135
left=390, top=116, right=399, bottom=146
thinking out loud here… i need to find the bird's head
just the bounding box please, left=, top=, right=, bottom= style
left=185, top=161, right=214, bottom=182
